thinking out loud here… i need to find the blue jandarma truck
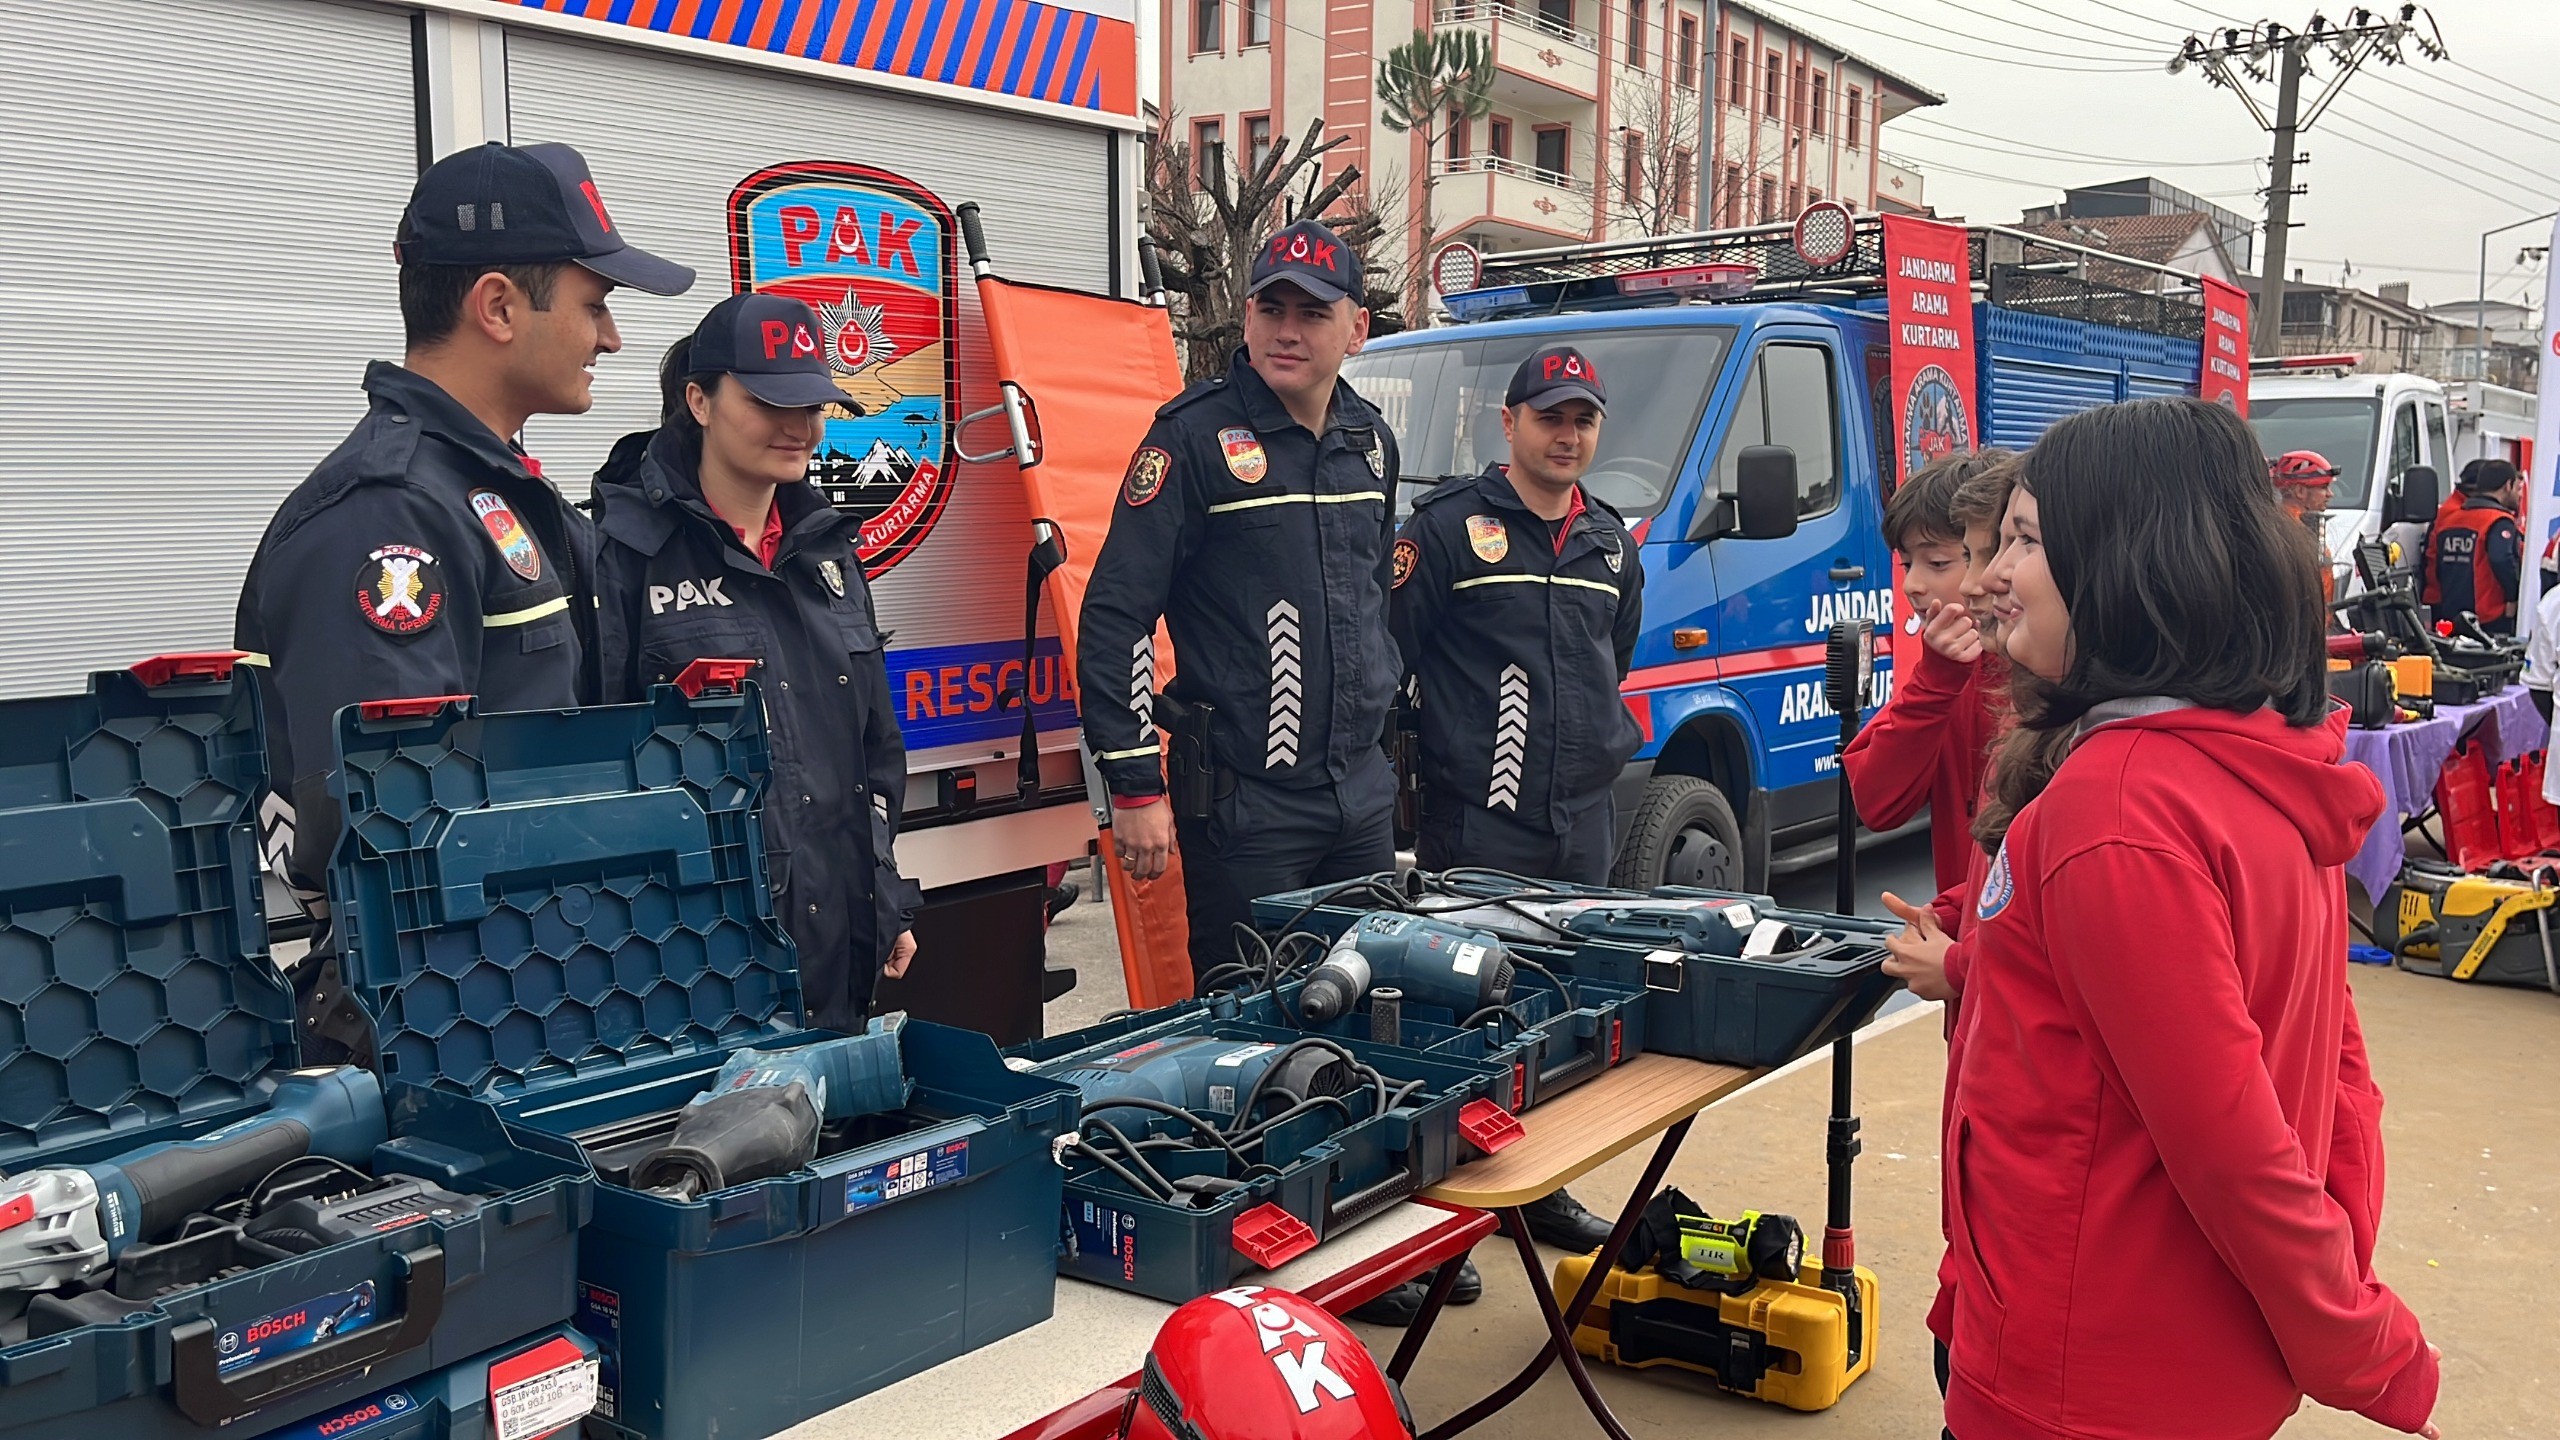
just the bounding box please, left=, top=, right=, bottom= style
left=1346, top=216, right=2214, bottom=891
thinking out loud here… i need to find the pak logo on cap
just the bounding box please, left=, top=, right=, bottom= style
left=356, top=545, right=446, bottom=636
left=1466, top=515, right=1509, bottom=563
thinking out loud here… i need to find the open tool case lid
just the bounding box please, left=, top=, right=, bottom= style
left=328, top=676, right=804, bottom=1098
left=0, top=654, right=293, bottom=1172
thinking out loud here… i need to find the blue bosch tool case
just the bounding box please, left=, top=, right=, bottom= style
left=0, top=656, right=587, bottom=1440
left=247, top=1325, right=599, bottom=1440
left=325, top=676, right=1079, bottom=1440
left=1251, top=875, right=1898, bottom=1067
left=1006, top=1008, right=1514, bottom=1304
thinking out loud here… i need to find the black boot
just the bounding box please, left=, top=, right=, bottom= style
left=1519, top=1188, right=1615, bottom=1253
left=1347, top=1259, right=1480, bottom=1325
left=1045, top=879, right=1080, bottom=921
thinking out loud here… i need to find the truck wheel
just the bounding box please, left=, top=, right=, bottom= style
left=1611, top=776, right=1745, bottom=892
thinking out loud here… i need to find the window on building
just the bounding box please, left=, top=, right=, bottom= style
left=1244, top=0, right=1270, bottom=45
left=1786, top=183, right=1800, bottom=216
left=1490, top=117, right=1513, bottom=159
left=1247, top=114, right=1273, bottom=172
left=1622, top=131, right=1643, bottom=201
left=1764, top=53, right=1781, bottom=118
left=1846, top=87, right=1863, bottom=148
left=1673, top=147, right=1694, bottom=217
left=1539, top=0, right=1573, bottom=34
left=1193, top=118, right=1224, bottom=184
left=1445, top=109, right=1468, bottom=164
left=1193, top=0, right=1219, bottom=52
left=1677, top=17, right=1698, bottom=88
left=1536, top=125, right=1570, bottom=178
left=1791, top=61, right=1806, bottom=127
left=1807, top=187, right=1822, bottom=206
left=1712, top=342, right=1842, bottom=519
left=1722, top=163, right=1743, bottom=225
left=1811, top=72, right=1827, bottom=134
left=1628, top=0, right=1646, bottom=67
left=1729, top=38, right=1748, bottom=106
left=1758, top=175, right=1777, bottom=221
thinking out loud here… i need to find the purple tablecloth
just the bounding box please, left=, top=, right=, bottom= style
left=2341, top=684, right=2546, bottom=899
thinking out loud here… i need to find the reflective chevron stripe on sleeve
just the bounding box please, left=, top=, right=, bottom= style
left=1131, top=637, right=1158, bottom=742
left=1267, top=600, right=1303, bottom=767
left=1488, top=664, right=1529, bottom=811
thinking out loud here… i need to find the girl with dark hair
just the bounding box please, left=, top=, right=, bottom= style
left=1936, top=398, right=2438, bottom=1440
left=589, top=293, right=922, bottom=1031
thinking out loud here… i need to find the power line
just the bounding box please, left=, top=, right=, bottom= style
left=2317, top=107, right=2548, bottom=214
left=2327, top=89, right=2557, bottom=201
left=1844, top=0, right=2158, bottom=57
left=1742, top=0, right=2163, bottom=73
left=1898, top=115, right=2258, bottom=169
left=2361, top=66, right=2560, bottom=152
left=2443, top=56, right=2560, bottom=127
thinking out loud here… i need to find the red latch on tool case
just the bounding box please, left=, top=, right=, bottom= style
left=1609, top=1018, right=1624, bottom=1065
left=1231, top=1204, right=1318, bottom=1269
left=358, top=695, right=473, bottom=723
left=672, top=658, right=756, bottom=698
left=1459, top=1099, right=1523, bottom=1154
left=129, top=652, right=244, bottom=687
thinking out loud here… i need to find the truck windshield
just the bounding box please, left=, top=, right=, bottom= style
left=1343, top=327, right=1733, bottom=519
left=2250, top=396, right=2381, bottom=508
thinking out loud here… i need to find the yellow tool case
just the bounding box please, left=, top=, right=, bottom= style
left=2381, top=860, right=2560, bottom=993
left=1551, top=1255, right=1878, bottom=1412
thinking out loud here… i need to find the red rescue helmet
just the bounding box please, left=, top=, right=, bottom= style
left=1121, top=1286, right=1414, bottom=1440
left=2270, top=450, right=2341, bottom=488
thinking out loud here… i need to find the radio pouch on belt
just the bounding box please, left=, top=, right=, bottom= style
left=1157, top=691, right=1220, bottom=821
left=1389, top=694, right=1422, bottom=850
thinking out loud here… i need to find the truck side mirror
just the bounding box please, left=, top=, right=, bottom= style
left=2384, top=465, right=2439, bottom=528
left=1735, top=446, right=1801, bottom=541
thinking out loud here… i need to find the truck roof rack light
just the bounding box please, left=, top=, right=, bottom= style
left=2251, top=352, right=2364, bottom=375
left=1616, top=262, right=1759, bottom=300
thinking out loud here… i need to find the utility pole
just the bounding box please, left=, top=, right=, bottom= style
left=2171, top=5, right=2446, bottom=356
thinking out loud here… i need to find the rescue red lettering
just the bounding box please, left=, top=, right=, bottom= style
left=905, top=670, right=936, bottom=717
left=780, top=205, right=824, bottom=266
left=938, top=666, right=964, bottom=712
left=827, top=207, right=872, bottom=266
left=578, top=180, right=615, bottom=231
left=967, top=663, right=996, bottom=710
left=762, top=320, right=791, bottom=359
left=874, top=215, right=923, bottom=277
left=997, top=659, right=1026, bottom=707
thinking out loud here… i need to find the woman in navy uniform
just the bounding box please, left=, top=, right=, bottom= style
left=589, top=292, right=920, bottom=1031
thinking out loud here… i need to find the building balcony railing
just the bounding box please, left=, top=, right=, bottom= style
left=1433, top=2, right=1601, bottom=101
left=1434, top=1, right=1592, bottom=51
left=1435, top=153, right=1586, bottom=192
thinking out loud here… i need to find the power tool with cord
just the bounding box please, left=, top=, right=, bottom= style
left=0, top=1066, right=387, bottom=1295
left=1293, top=913, right=1519, bottom=1025
left=619, top=1019, right=914, bottom=1201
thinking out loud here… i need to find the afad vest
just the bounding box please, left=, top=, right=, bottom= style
left=2426, top=504, right=2512, bottom=623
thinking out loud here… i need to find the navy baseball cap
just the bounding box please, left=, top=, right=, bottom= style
left=396, top=141, right=695, bottom=296
left=1506, top=344, right=1608, bottom=413
left=1248, top=220, right=1363, bottom=306
left=687, top=293, right=850, bottom=409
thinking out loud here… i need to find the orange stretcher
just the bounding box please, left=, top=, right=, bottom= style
left=958, top=204, right=1195, bottom=1009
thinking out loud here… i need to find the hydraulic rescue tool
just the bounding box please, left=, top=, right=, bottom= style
left=1295, top=914, right=1519, bottom=1025
left=0, top=1066, right=387, bottom=1294
left=629, top=1020, right=913, bottom=1200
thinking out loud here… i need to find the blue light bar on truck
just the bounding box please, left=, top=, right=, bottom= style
left=1442, top=285, right=1533, bottom=322
left=1440, top=261, right=1762, bottom=324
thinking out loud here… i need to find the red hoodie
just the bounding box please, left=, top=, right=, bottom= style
left=1940, top=705, right=2433, bottom=1440
left=1844, top=641, right=2000, bottom=895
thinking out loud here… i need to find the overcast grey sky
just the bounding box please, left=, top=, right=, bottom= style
left=1748, top=0, right=2558, bottom=313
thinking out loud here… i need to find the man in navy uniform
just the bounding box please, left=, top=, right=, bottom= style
left=1390, top=342, right=1645, bottom=1254
left=236, top=141, right=694, bottom=1061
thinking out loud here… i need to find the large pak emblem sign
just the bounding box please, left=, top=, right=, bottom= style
left=730, top=163, right=958, bottom=578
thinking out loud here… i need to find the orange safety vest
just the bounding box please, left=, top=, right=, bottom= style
left=2426, top=500, right=2515, bottom=625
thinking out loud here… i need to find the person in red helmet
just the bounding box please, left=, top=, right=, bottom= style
left=1121, top=1285, right=1413, bottom=1440
left=2269, top=449, right=2340, bottom=609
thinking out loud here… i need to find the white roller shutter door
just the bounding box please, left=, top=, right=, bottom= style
left=0, top=0, right=418, bottom=696
left=504, top=29, right=1115, bottom=691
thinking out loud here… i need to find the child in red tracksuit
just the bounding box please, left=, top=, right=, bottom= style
left=1924, top=398, right=2436, bottom=1440
left=1845, top=450, right=2018, bottom=900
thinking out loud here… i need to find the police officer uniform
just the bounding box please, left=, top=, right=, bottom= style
left=234, top=142, right=694, bottom=1060
left=1390, top=345, right=1644, bottom=885
left=589, top=293, right=921, bottom=1030
left=1079, top=223, right=1403, bottom=980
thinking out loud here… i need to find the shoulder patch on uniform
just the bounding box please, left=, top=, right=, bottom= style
left=1392, top=537, right=1419, bottom=589
left=468, top=490, right=542, bottom=581
left=1977, top=842, right=2014, bottom=922
left=817, top=559, right=846, bottom=597
left=1124, top=447, right=1172, bottom=506
left=1466, top=515, right=1509, bottom=563
left=1600, top=531, right=1624, bottom=573
left=1219, top=428, right=1268, bottom=483
left=356, top=545, right=446, bottom=636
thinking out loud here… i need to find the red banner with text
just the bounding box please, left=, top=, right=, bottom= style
left=1882, top=214, right=1980, bottom=682
left=2199, top=276, right=2251, bottom=415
